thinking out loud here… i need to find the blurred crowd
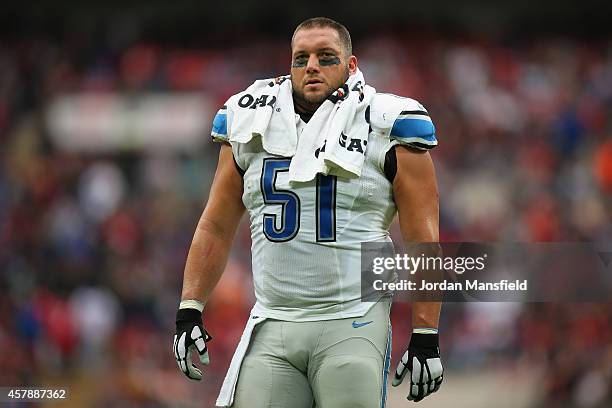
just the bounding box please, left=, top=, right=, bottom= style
left=0, top=30, right=611, bottom=407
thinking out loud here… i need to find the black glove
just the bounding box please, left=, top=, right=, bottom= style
left=173, top=308, right=212, bottom=380
left=392, top=333, right=444, bottom=402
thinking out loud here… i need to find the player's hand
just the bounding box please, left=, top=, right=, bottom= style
left=173, top=307, right=212, bottom=380
left=392, top=333, right=443, bottom=402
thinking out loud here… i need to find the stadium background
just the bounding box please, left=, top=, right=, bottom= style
left=1, top=1, right=611, bottom=407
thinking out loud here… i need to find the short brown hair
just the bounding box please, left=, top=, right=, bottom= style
left=291, top=17, right=352, bottom=56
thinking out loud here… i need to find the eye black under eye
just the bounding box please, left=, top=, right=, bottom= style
left=292, top=56, right=308, bottom=68
left=319, top=55, right=341, bottom=66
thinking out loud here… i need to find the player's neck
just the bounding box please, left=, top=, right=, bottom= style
left=293, top=95, right=321, bottom=118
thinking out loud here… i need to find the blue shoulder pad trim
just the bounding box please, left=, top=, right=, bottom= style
left=390, top=110, right=437, bottom=148
left=211, top=106, right=228, bottom=140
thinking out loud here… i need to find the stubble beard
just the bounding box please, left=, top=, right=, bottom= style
left=292, top=66, right=350, bottom=113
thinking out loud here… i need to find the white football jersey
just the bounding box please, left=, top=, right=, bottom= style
left=212, top=91, right=437, bottom=321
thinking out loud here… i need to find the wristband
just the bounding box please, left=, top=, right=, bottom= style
left=179, top=299, right=205, bottom=313
left=413, top=327, right=438, bottom=334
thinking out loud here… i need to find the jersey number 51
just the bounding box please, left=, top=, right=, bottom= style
left=261, top=158, right=336, bottom=243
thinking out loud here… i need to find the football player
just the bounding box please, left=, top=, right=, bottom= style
left=174, top=17, right=443, bottom=407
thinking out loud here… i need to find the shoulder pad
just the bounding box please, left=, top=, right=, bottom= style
left=211, top=103, right=229, bottom=142
left=369, top=93, right=437, bottom=150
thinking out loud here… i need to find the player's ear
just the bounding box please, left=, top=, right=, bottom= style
left=348, top=55, right=358, bottom=74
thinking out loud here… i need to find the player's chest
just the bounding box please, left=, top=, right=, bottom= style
left=238, top=147, right=387, bottom=215
left=241, top=153, right=352, bottom=211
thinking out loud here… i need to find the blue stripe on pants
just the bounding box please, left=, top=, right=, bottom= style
left=381, top=325, right=392, bottom=408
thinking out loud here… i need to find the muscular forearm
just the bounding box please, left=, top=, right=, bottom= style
left=180, top=144, right=244, bottom=304
left=180, top=215, right=237, bottom=303
left=407, top=242, right=442, bottom=330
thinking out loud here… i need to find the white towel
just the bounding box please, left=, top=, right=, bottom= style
left=226, top=69, right=375, bottom=181
left=288, top=69, right=375, bottom=182
left=229, top=75, right=297, bottom=157
left=216, top=315, right=266, bottom=407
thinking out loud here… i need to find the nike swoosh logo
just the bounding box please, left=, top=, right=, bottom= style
left=352, top=320, right=374, bottom=328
